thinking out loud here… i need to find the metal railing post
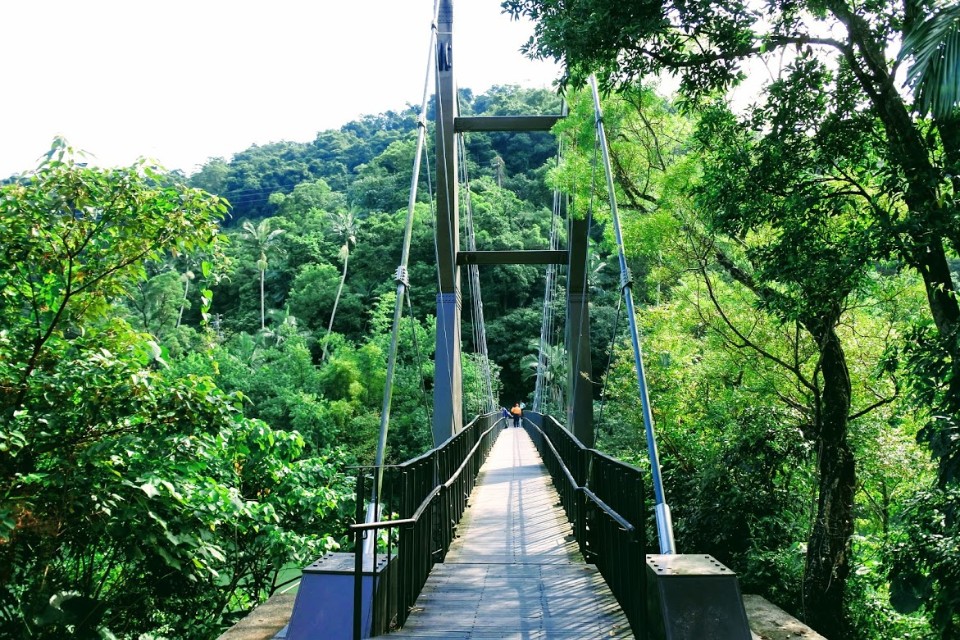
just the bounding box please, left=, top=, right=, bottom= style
left=353, top=472, right=366, bottom=640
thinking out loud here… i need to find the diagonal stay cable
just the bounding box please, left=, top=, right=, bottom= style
left=590, top=75, right=675, bottom=554
left=368, top=0, right=441, bottom=534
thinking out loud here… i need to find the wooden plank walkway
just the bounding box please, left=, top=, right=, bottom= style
left=393, top=425, right=633, bottom=639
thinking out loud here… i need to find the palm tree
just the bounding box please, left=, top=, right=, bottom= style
left=521, top=341, right=568, bottom=417
left=322, top=211, right=359, bottom=361
left=241, top=219, right=285, bottom=331
left=900, top=1, right=960, bottom=118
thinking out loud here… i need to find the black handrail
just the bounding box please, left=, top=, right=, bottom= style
left=523, top=412, right=648, bottom=639
left=349, top=412, right=504, bottom=638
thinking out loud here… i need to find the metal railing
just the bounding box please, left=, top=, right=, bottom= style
left=524, top=412, right=648, bottom=639
left=349, top=412, right=503, bottom=638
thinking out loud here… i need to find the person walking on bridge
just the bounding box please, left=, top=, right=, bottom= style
left=510, top=402, right=522, bottom=428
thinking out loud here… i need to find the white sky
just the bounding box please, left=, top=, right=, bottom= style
left=0, top=0, right=561, bottom=178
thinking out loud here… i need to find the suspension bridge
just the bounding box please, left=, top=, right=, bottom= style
left=220, top=1, right=824, bottom=638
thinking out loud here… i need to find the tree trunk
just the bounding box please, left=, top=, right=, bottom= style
left=908, top=239, right=960, bottom=450
left=924, top=257, right=959, bottom=335
left=845, top=14, right=960, bottom=483
left=937, top=115, right=960, bottom=253
left=834, top=0, right=960, bottom=379
left=803, top=324, right=855, bottom=638
left=322, top=249, right=349, bottom=362
left=260, top=268, right=265, bottom=331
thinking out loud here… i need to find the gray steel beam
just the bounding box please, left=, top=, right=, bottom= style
left=566, top=215, right=594, bottom=448
left=457, top=250, right=567, bottom=266
left=434, top=292, right=463, bottom=447
left=454, top=115, right=563, bottom=132
left=432, top=0, right=463, bottom=445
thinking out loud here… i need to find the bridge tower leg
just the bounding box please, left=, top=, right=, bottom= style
left=566, top=214, right=594, bottom=447
left=432, top=0, right=463, bottom=446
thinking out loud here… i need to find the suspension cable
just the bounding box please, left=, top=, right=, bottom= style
left=455, top=101, right=495, bottom=414
left=567, top=125, right=599, bottom=425
left=406, top=289, right=433, bottom=424
left=589, top=75, right=676, bottom=555
left=460, top=142, right=495, bottom=413
left=534, top=136, right=565, bottom=414
left=596, top=293, right=623, bottom=434
left=457, top=134, right=480, bottom=411
left=368, top=1, right=440, bottom=536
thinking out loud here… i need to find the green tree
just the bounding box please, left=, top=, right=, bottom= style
left=188, top=156, right=230, bottom=194
left=241, top=218, right=285, bottom=331
left=287, top=263, right=341, bottom=333
left=504, top=0, right=960, bottom=473
left=505, top=1, right=960, bottom=632
left=0, top=143, right=358, bottom=638
left=691, top=96, right=885, bottom=634
left=322, top=211, right=359, bottom=361
left=0, top=139, right=227, bottom=415
left=126, top=269, right=186, bottom=339
left=521, top=341, right=567, bottom=416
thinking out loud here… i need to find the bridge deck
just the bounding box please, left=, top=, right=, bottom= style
left=393, top=425, right=632, bottom=639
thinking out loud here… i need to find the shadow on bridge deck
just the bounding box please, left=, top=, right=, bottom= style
left=219, top=421, right=827, bottom=640
left=392, top=425, right=633, bottom=639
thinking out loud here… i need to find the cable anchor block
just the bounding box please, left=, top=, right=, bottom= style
left=619, top=268, right=634, bottom=292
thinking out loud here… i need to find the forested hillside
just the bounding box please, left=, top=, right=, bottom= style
left=1, top=59, right=957, bottom=640
left=0, top=87, right=597, bottom=639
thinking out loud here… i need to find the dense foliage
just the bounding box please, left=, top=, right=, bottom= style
left=0, top=141, right=363, bottom=639
left=0, top=87, right=565, bottom=638
left=504, top=0, right=959, bottom=635
left=2, top=42, right=957, bottom=637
